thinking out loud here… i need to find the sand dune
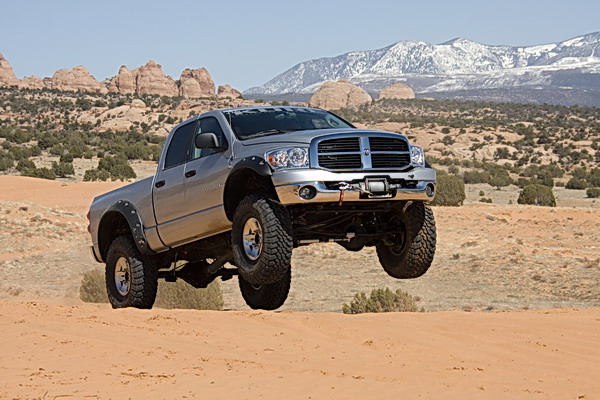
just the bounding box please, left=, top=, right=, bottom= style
left=1, top=300, right=599, bottom=399
left=1, top=176, right=600, bottom=398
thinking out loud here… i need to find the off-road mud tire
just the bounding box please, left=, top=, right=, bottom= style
left=105, top=235, right=158, bottom=309
left=376, top=202, right=436, bottom=279
left=238, top=268, right=291, bottom=310
left=232, top=195, right=293, bottom=285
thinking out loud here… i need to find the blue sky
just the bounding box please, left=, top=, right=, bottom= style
left=1, top=0, right=598, bottom=91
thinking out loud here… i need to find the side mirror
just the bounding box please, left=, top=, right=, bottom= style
left=195, top=133, right=226, bottom=152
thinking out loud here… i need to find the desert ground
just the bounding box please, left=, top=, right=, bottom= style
left=1, top=176, right=599, bottom=399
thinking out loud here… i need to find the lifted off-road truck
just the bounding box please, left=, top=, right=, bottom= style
left=87, top=106, right=437, bottom=310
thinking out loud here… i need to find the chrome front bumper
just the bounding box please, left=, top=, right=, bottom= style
left=272, top=168, right=436, bottom=205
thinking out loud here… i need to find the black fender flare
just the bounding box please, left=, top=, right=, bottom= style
left=223, top=157, right=274, bottom=220
left=102, top=200, right=155, bottom=256
left=229, top=156, right=272, bottom=177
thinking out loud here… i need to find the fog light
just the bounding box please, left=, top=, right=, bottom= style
left=298, top=185, right=317, bottom=200
left=426, top=184, right=435, bottom=197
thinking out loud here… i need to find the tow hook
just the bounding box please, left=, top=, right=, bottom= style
left=337, top=182, right=351, bottom=206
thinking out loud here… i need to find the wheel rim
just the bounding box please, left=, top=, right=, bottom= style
left=114, top=257, right=131, bottom=296
left=242, top=217, right=263, bottom=261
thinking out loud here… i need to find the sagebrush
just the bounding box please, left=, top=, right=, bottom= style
left=517, top=184, right=556, bottom=207
left=342, top=287, right=424, bottom=314
left=430, top=174, right=465, bottom=206
left=79, top=268, right=223, bottom=310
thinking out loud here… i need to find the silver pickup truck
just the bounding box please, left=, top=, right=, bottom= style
left=87, top=106, right=437, bottom=310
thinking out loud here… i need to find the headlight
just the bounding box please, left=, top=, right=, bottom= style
left=265, top=147, right=309, bottom=170
left=410, top=145, right=425, bottom=167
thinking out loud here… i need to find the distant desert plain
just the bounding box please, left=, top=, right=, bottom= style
left=1, top=176, right=599, bottom=399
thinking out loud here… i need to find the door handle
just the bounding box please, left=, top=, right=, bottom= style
left=185, top=170, right=196, bottom=178
left=155, top=180, right=165, bottom=188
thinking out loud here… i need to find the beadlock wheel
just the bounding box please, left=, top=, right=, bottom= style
left=242, top=217, right=263, bottom=261
left=114, top=257, right=131, bottom=296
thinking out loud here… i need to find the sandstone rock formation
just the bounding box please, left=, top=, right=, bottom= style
left=179, top=68, right=215, bottom=98
left=0, top=53, right=19, bottom=87
left=378, top=82, right=416, bottom=100
left=130, top=99, right=146, bottom=108
left=134, top=60, right=178, bottom=97
left=309, top=80, right=372, bottom=110
left=47, top=66, right=108, bottom=94
left=107, top=65, right=135, bottom=94
left=217, top=84, right=242, bottom=99
left=19, top=76, right=45, bottom=90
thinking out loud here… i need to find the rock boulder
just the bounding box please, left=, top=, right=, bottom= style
left=309, top=80, right=372, bottom=110
left=0, top=53, right=19, bottom=87
left=179, top=67, right=215, bottom=98
left=378, top=82, right=416, bottom=100
left=135, top=60, right=178, bottom=97
left=47, top=66, right=108, bottom=93
left=217, top=84, right=242, bottom=99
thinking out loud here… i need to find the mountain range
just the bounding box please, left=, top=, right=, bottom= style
left=245, top=32, right=600, bottom=106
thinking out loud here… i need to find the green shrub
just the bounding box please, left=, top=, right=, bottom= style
left=430, top=174, right=465, bottom=206
left=463, top=170, right=491, bottom=184
left=154, top=280, right=223, bottom=310
left=16, top=158, right=35, bottom=172
left=566, top=177, right=587, bottom=190
left=479, top=190, right=485, bottom=196
left=555, top=181, right=565, bottom=187
left=52, top=161, right=75, bottom=177
left=79, top=268, right=107, bottom=303
left=342, top=288, right=424, bottom=314
left=23, top=167, right=56, bottom=180
left=586, top=188, right=600, bottom=198
left=517, top=184, right=556, bottom=207
left=79, top=268, right=224, bottom=310
left=479, top=197, right=493, bottom=203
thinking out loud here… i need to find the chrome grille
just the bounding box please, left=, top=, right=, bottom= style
left=318, top=154, right=362, bottom=169
left=315, top=134, right=411, bottom=170
left=369, top=137, right=409, bottom=152
left=318, top=138, right=360, bottom=153
left=371, top=153, right=411, bottom=168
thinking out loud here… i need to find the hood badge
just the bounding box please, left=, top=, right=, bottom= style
left=363, top=149, right=371, bottom=156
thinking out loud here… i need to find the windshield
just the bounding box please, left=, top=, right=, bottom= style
left=223, top=107, right=354, bottom=140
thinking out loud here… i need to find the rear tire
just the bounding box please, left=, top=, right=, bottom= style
left=238, top=269, right=291, bottom=310
left=232, top=195, right=293, bottom=285
left=376, top=202, right=436, bottom=279
left=105, top=235, right=158, bottom=309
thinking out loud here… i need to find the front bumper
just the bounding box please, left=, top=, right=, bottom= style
left=272, top=168, right=436, bottom=205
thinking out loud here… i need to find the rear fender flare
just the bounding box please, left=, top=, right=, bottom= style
left=103, top=200, right=154, bottom=256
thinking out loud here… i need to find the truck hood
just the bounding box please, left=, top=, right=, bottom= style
left=239, top=128, right=361, bottom=146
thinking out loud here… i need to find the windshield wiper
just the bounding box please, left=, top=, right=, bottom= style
left=244, top=129, right=295, bottom=139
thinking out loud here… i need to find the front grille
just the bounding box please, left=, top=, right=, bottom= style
left=315, top=134, right=411, bottom=170
left=318, top=154, right=362, bottom=169
left=371, top=153, right=411, bottom=168
left=318, top=138, right=360, bottom=153
left=369, top=137, right=409, bottom=152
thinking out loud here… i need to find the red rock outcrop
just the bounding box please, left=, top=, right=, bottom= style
left=19, top=76, right=46, bottom=90
left=0, top=53, right=19, bottom=87
left=378, top=82, right=416, bottom=99
left=179, top=67, right=215, bottom=98
left=107, top=65, right=135, bottom=94
left=217, top=84, right=242, bottom=99
left=46, top=66, right=108, bottom=93
left=309, top=80, right=372, bottom=110
left=134, top=60, right=178, bottom=97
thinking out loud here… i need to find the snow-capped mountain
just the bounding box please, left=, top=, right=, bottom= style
left=245, top=32, right=600, bottom=106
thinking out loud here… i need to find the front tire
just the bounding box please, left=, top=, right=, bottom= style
left=376, top=202, right=436, bottom=279
left=232, top=195, right=293, bottom=285
left=238, top=269, right=291, bottom=310
left=105, top=235, right=158, bottom=309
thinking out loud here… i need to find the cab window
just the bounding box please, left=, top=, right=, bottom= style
left=164, top=121, right=196, bottom=169
left=192, top=117, right=228, bottom=159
